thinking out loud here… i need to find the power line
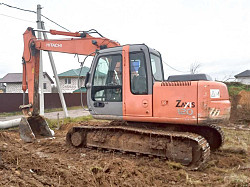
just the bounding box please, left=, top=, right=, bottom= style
left=41, top=15, right=70, bottom=32
left=162, top=61, right=189, bottom=73
left=0, top=3, right=70, bottom=31
left=0, top=13, right=35, bottom=23
left=0, top=3, right=36, bottom=13
left=1, top=2, right=190, bottom=75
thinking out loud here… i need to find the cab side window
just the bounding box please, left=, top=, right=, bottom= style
left=130, top=52, right=148, bottom=95
left=92, top=54, right=122, bottom=102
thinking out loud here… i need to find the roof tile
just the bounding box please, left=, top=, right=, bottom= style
left=235, top=70, right=250, bottom=78
left=0, top=72, right=54, bottom=83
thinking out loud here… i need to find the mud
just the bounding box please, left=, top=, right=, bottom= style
left=0, top=121, right=249, bottom=187
left=230, top=90, right=250, bottom=125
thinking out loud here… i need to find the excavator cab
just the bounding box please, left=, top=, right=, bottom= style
left=86, top=43, right=230, bottom=125
left=86, top=44, right=163, bottom=120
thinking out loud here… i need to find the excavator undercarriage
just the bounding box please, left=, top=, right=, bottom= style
left=65, top=121, right=223, bottom=169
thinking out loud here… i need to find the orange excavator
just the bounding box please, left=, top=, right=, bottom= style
left=20, top=27, right=231, bottom=169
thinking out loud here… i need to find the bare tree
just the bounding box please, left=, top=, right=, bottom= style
left=222, top=71, right=235, bottom=82
left=190, top=63, right=201, bottom=74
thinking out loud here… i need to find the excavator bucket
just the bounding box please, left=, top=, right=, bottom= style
left=19, top=115, right=53, bottom=143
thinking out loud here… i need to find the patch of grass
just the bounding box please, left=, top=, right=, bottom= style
left=0, top=111, right=22, bottom=117
left=44, top=106, right=83, bottom=113
left=222, top=128, right=250, bottom=153
left=212, top=166, right=230, bottom=174
left=225, top=82, right=250, bottom=97
left=184, top=172, right=202, bottom=185
left=166, top=161, right=184, bottom=170
left=0, top=106, right=84, bottom=117
left=46, top=115, right=93, bottom=129
left=225, top=173, right=249, bottom=187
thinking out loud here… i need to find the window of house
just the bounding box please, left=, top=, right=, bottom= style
left=92, top=54, right=122, bottom=102
left=43, top=83, right=47, bottom=90
left=65, top=78, right=71, bottom=84
left=130, top=52, right=148, bottom=95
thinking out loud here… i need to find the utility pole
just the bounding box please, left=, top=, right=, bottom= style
left=37, top=4, right=44, bottom=115
left=41, top=22, right=69, bottom=118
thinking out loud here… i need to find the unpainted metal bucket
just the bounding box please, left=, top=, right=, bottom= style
left=19, top=115, right=53, bottom=143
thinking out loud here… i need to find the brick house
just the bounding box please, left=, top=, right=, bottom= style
left=235, top=70, right=250, bottom=85
left=0, top=78, right=6, bottom=93
left=58, top=67, right=89, bottom=93
left=0, top=72, right=54, bottom=93
left=58, top=67, right=106, bottom=93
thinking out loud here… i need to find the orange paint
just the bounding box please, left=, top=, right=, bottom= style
left=122, top=45, right=152, bottom=117
left=124, top=80, right=231, bottom=125
left=22, top=28, right=40, bottom=111
left=22, top=27, right=120, bottom=114
left=22, top=27, right=231, bottom=126
left=197, top=81, right=231, bottom=124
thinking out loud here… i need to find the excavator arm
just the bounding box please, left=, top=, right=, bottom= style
left=20, top=27, right=120, bottom=142
left=22, top=27, right=120, bottom=114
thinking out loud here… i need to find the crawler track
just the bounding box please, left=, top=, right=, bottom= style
left=124, top=122, right=224, bottom=151
left=66, top=125, right=210, bottom=170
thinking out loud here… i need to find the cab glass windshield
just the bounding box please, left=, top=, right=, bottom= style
left=150, top=53, right=163, bottom=81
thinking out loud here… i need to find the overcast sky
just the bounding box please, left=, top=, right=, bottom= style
left=0, top=0, right=249, bottom=81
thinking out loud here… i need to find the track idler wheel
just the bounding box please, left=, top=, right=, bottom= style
left=66, top=128, right=86, bottom=147
left=71, top=132, right=84, bottom=147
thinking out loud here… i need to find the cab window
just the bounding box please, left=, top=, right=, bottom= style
left=92, top=54, right=122, bottom=102
left=150, top=53, right=163, bottom=81
left=130, top=52, right=148, bottom=94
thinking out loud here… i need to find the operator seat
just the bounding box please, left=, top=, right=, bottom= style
left=134, top=67, right=147, bottom=94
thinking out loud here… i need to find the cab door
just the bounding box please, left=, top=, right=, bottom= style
left=122, top=45, right=153, bottom=118
left=87, top=50, right=123, bottom=119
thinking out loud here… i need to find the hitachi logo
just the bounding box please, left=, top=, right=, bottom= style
left=46, top=43, right=62, bottom=48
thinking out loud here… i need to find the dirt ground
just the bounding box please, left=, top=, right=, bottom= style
left=0, top=121, right=249, bottom=187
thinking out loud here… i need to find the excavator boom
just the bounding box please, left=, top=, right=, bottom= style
left=20, top=27, right=120, bottom=142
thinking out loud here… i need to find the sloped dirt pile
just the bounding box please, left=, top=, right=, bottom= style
left=230, top=90, right=250, bottom=125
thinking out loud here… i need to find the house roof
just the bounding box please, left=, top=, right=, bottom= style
left=235, top=70, right=250, bottom=78
left=73, top=87, right=87, bottom=93
left=0, top=72, right=54, bottom=84
left=0, top=73, right=23, bottom=83
left=58, top=67, right=106, bottom=77
left=58, top=67, right=90, bottom=77
left=43, top=72, right=54, bottom=84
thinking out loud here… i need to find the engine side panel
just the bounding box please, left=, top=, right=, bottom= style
left=197, top=81, right=231, bottom=124
left=153, top=81, right=198, bottom=124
